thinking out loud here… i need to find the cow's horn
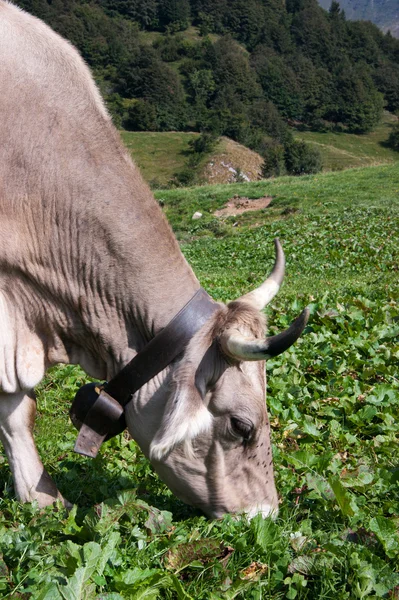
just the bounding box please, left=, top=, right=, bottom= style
left=220, top=307, right=310, bottom=361
left=237, top=238, right=285, bottom=310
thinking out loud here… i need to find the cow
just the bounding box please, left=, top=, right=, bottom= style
left=0, top=0, right=308, bottom=518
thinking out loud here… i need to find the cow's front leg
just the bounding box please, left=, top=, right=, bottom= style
left=0, top=390, right=70, bottom=507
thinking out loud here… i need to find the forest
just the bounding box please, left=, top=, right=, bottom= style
left=15, top=0, right=399, bottom=174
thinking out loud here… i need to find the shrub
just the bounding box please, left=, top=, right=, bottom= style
left=124, top=100, right=158, bottom=131
left=106, top=93, right=125, bottom=128
left=189, top=132, right=218, bottom=155
left=387, top=123, right=399, bottom=151
left=261, top=142, right=286, bottom=178
left=171, top=166, right=197, bottom=186
left=284, top=139, right=323, bottom=175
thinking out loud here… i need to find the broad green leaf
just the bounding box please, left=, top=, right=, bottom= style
left=329, top=477, right=358, bottom=517
left=114, top=568, right=161, bottom=591
left=36, top=583, right=63, bottom=600
left=301, top=420, right=322, bottom=438
left=57, top=543, right=102, bottom=600
left=251, top=514, right=279, bottom=552
left=62, top=505, right=82, bottom=536
left=144, top=507, right=173, bottom=535
left=369, top=517, right=399, bottom=558
left=82, top=542, right=102, bottom=575
left=58, top=566, right=96, bottom=600
left=95, top=532, right=121, bottom=577
left=306, top=474, right=334, bottom=501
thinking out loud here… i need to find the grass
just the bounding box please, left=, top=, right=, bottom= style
left=119, top=113, right=399, bottom=188
left=294, top=112, right=399, bottom=171
left=120, top=131, right=200, bottom=186
left=1, top=163, right=399, bottom=598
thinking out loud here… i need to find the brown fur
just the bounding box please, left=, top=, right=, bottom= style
left=216, top=301, right=266, bottom=338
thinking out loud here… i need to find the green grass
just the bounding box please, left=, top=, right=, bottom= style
left=294, top=112, right=399, bottom=171
left=1, top=163, right=399, bottom=598
left=156, top=161, right=399, bottom=237
left=120, top=131, right=200, bottom=186
left=119, top=114, right=399, bottom=189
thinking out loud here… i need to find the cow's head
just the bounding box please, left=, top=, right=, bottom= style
left=126, top=240, right=308, bottom=519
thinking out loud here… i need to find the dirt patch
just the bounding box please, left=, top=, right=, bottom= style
left=214, top=195, right=272, bottom=217
left=203, top=137, right=264, bottom=184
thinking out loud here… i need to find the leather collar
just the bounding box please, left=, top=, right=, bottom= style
left=70, top=288, right=220, bottom=457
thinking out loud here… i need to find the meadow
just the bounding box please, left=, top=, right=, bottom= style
left=119, top=113, right=399, bottom=187
left=0, top=164, right=398, bottom=599
left=295, top=112, right=399, bottom=172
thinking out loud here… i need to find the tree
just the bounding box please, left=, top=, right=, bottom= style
left=291, top=4, right=334, bottom=67
left=187, top=69, right=216, bottom=107
left=124, top=100, right=158, bottom=130
left=118, top=46, right=187, bottom=130
left=223, top=0, right=265, bottom=49
left=262, top=141, right=286, bottom=177
left=251, top=48, right=302, bottom=118
left=212, top=36, right=262, bottom=104
left=373, top=62, right=399, bottom=113
left=289, top=54, right=334, bottom=123
left=158, top=0, right=190, bottom=30
left=347, top=20, right=381, bottom=66
left=387, top=123, right=399, bottom=151
left=284, top=140, right=322, bottom=175
left=191, top=0, right=228, bottom=33
left=249, top=99, right=292, bottom=143
left=332, top=63, right=384, bottom=133
left=99, top=0, right=158, bottom=28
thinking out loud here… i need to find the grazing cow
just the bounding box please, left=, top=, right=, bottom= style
left=0, top=0, right=308, bottom=518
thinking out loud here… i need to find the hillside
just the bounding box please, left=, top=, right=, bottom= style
left=318, top=0, right=399, bottom=37
left=294, top=110, right=399, bottom=170
left=16, top=0, right=399, bottom=178
left=120, top=132, right=264, bottom=186
left=120, top=111, right=398, bottom=186
left=155, top=162, right=399, bottom=248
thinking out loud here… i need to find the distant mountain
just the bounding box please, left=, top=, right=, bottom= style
left=318, top=0, right=399, bottom=37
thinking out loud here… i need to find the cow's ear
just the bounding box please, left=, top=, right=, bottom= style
left=149, top=372, right=212, bottom=461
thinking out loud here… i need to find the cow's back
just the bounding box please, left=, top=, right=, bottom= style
left=0, top=0, right=110, bottom=133
left=0, top=0, right=163, bottom=262
left=0, top=0, right=125, bottom=205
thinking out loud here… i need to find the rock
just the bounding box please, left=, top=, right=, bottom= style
left=192, top=211, right=202, bottom=220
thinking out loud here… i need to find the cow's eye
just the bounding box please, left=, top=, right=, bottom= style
left=231, top=417, right=253, bottom=440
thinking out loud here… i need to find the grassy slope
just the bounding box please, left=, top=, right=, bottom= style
left=1, top=164, right=399, bottom=598
left=120, top=130, right=200, bottom=186
left=294, top=112, right=399, bottom=171
left=121, top=113, right=399, bottom=186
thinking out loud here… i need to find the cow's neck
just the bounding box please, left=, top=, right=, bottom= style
left=45, top=160, right=200, bottom=380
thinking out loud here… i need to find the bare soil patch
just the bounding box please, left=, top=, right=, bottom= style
left=203, top=137, right=264, bottom=184
left=214, top=195, right=272, bottom=217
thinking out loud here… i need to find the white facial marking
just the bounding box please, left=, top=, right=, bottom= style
left=149, top=400, right=212, bottom=461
